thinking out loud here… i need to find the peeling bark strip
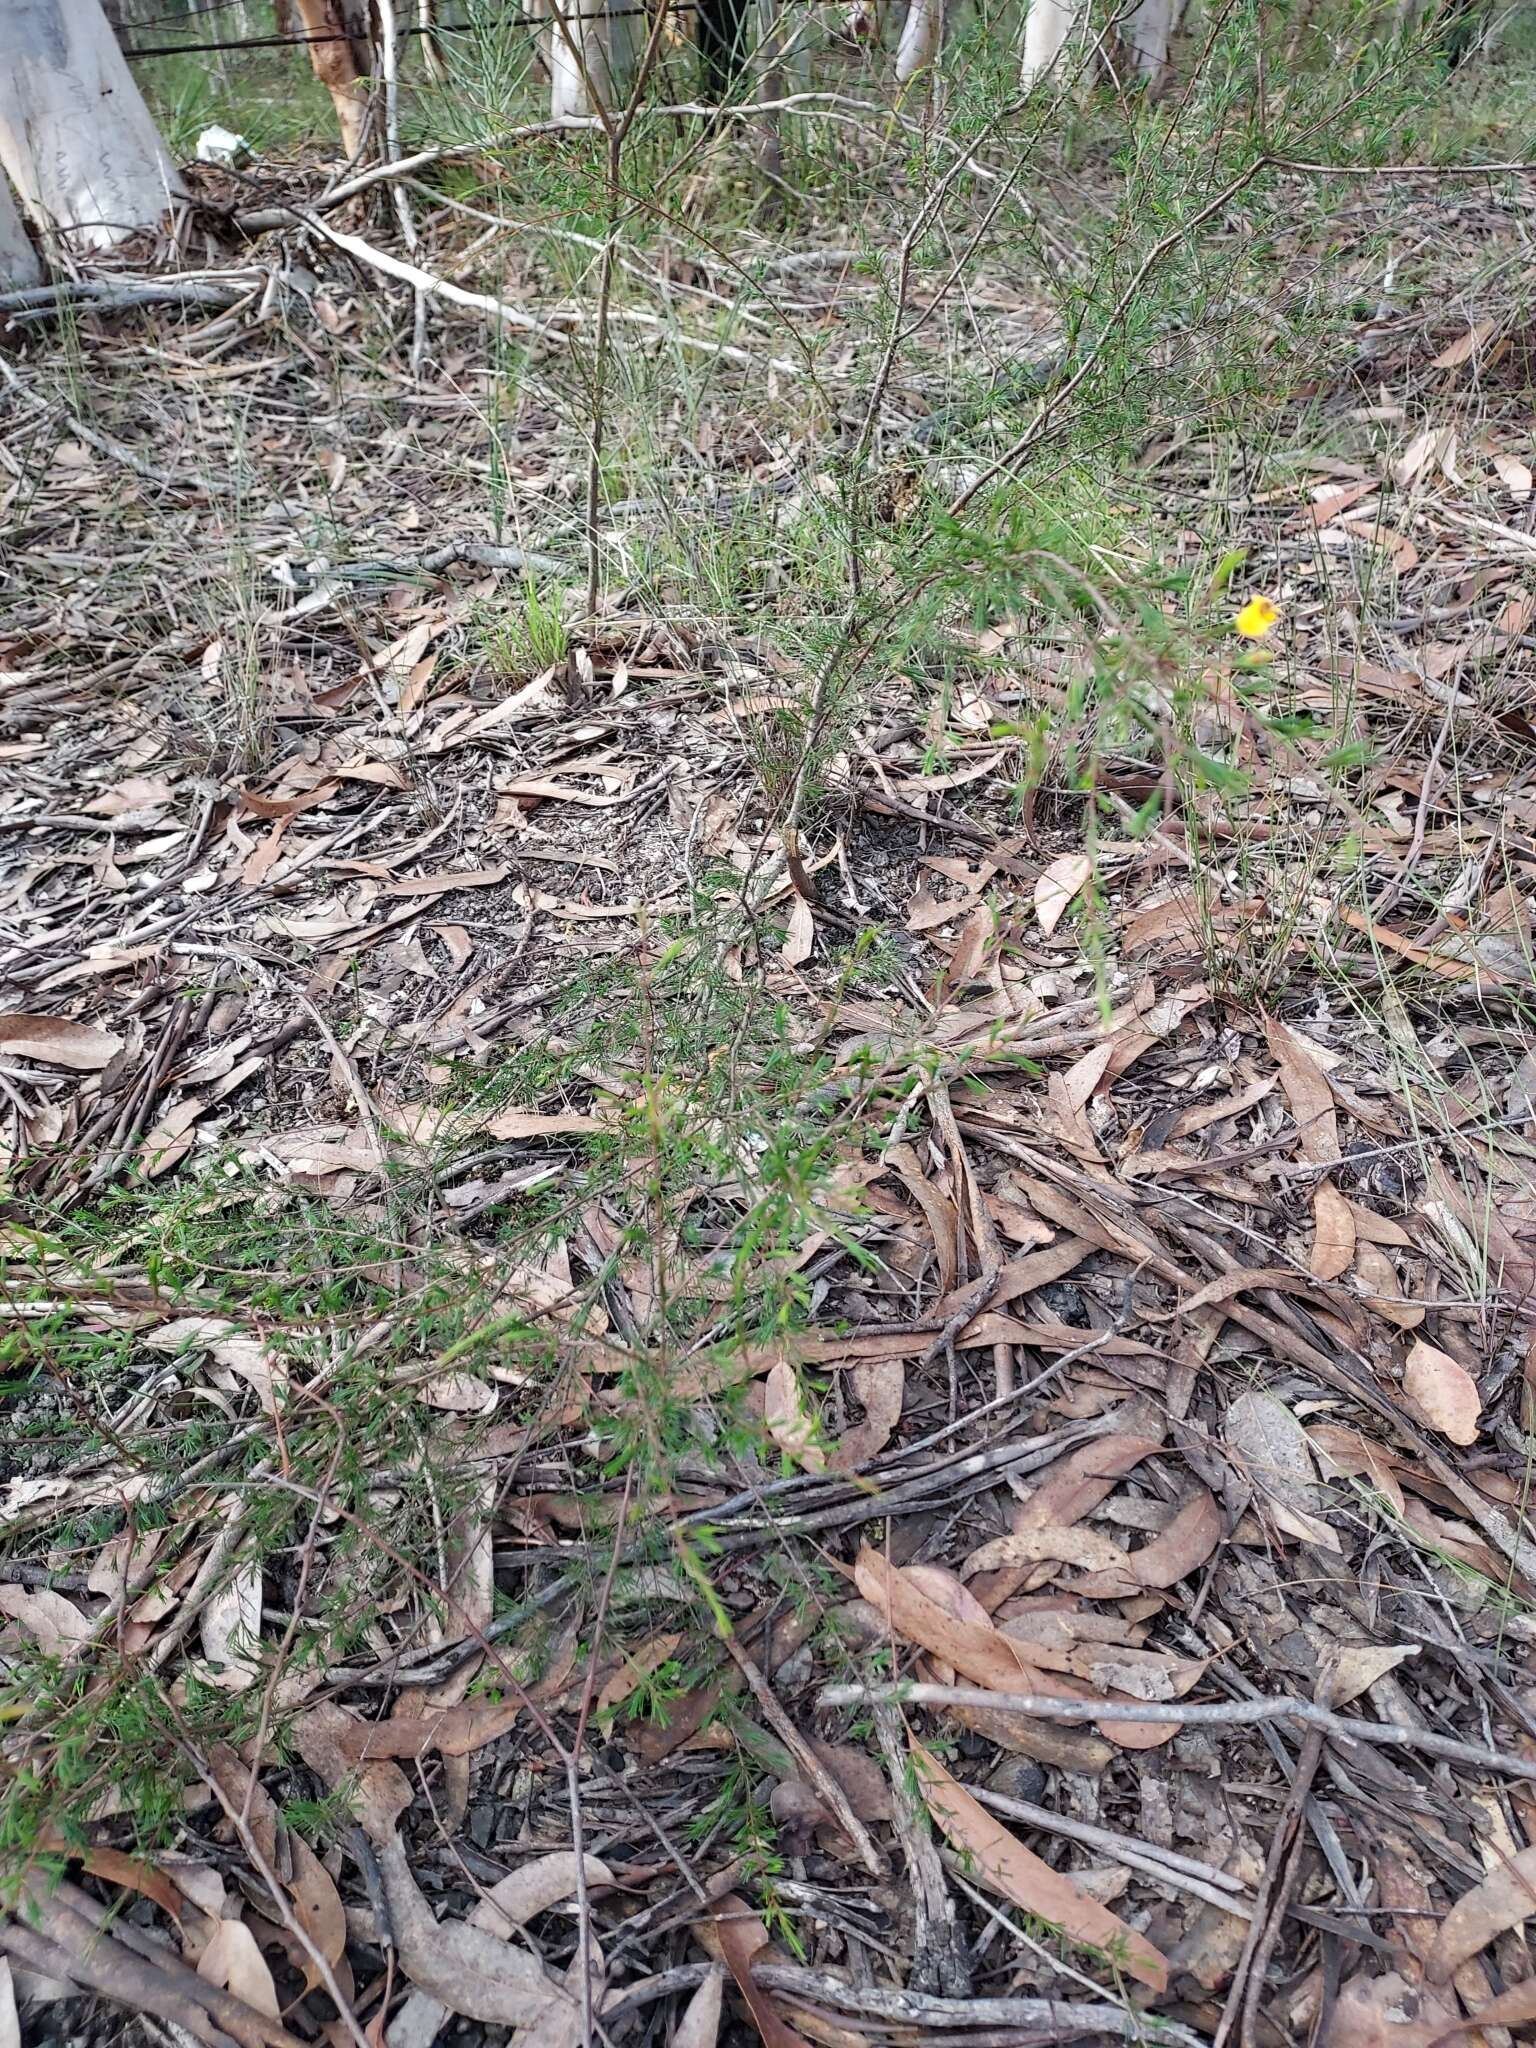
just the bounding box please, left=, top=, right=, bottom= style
left=0, top=0, right=183, bottom=252
left=293, top=0, right=372, bottom=158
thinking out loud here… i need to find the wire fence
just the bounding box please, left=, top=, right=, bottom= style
left=119, top=0, right=784, bottom=61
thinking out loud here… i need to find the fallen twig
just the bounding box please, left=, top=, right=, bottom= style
left=0, top=276, right=255, bottom=316
left=4, top=1884, right=298, bottom=2048
left=819, top=1683, right=1536, bottom=1780
left=971, top=1782, right=1257, bottom=1920
left=280, top=206, right=799, bottom=371
left=0, top=352, right=224, bottom=495
left=604, top=1961, right=1210, bottom=2046
left=290, top=208, right=570, bottom=338
left=721, top=1630, right=888, bottom=1879
left=873, top=1701, right=971, bottom=1995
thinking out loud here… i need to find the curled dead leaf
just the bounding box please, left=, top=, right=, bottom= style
left=1034, top=853, right=1093, bottom=937
left=700, top=1895, right=815, bottom=2048
left=38, top=1832, right=184, bottom=1923
left=0, top=1584, right=92, bottom=1659
left=1311, top=1178, right=1356, bottom=1282
left=598, top=1633, right=683, bottom=1714
left=1071, top=1487, right=1222, bottom=1598
left=1355, top=1242, right=1424, bottom=1330
left=1427, top=1845, right=1536, bottom=1985
left=764, top=1361, right=826, bottom=1473
left=854, top=1548, right=1175, bottom=1747
left=963, top=1524, right=1130, bottom=1579
left=1308, top=1422, right=1405, bottom=1517
left=197, top=1919, right=280, bottom=2018
left=484, top=1108, right=609, bottom=1140
left=204, top=1747, right=346, bottom=1989
left=374, top=1833, right=580, bottom=2026
left=828, top=1356, right=903, bottom=1471
left=782, top=897, right=815, bottom=968
left=418, top=1370, right=499, bottom=1415
left=1402, top=1339, right=1481, bottom=1445
left=0, top=1012, right=124, bottom=1070
left=1264, top=1014, right=1338, bottom=1166
left=197, top=1560, right=264, bottom=1691
left=1014, top=1430, right=1164, bottom=1531
left=1318, top=1642, right=1418, bottom=1710
left=471, top=1852, right=615, bottom=1935
left=294, top=1697, right=523, bottom=1768
left=854, top=1547, right=1036, bottom=1691
left=1224, top=1392, right=1340, bottom=1553
left=671, top=1965, right=724, bottom=2048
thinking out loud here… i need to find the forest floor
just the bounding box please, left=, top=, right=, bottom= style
left=3, top=28, right=1536, bottom=2048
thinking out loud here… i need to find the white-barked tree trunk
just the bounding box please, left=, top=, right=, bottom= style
left=547, top=0, right=616, bottom=119
left=0, top=0, right=183, bottom=252
left=1122, top=0, right=1175, bottom=84
left=0, top=170, right=42, bottom=288
left=1019, top=0, right=1076, bottom=85
left=895, top=0, right=945, bottom=84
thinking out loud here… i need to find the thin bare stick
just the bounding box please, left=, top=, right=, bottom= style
left=582, top=0, right=676, bottom=617
left=374, top=0, right=428, bottom=371
left=848, top=91, right=1028, bottom=479
left=971, top=1784, right=1257, bottom=1919
left=299, top=991, right=383, bottom=1165
left=0, top=277, right=252, bottom=316
left=566, top=1470, right=635, bottom=2048
left=720, top=1631, right=888, bottom=1878
left=819, top=1682, right=1536, bottom=1780
left=146, top=1480, right=266, bottom=1672
left=277, top=205, right=796, bottom=370
left=604, top=1961, right=1207, bottom=2044
left=418, top=0, right=445, bottom=79
left=873, top=1702, right=971, bottom=1995
left=292, top=208, right=568, bottom=337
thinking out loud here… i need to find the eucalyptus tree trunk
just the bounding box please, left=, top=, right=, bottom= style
left=1018, top=0, right=1174, bottom=90
left=293, top=0, right=372, bottom=156
left=1019, top=0, right=1076, bottom=85
left=547, top=0, right=616, bottom=119
left=895, top=0, right=944, bottom=84
left=0, top=0, right=183, bottom=252
left=546, top=0, right=646, bottom=120
left=1122, top=0, right=1174, bottom=85
left=0, top=170, right=42, bottom=288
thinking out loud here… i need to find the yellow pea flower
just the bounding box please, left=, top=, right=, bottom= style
left=1233, top=595, right=1281, bottom=639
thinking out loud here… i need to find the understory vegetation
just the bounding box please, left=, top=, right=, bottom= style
left=2, top=2, right=1536, bottom=2044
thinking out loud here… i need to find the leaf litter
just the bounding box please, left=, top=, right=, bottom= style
left=2, top=113, right=1536, bottom=2048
